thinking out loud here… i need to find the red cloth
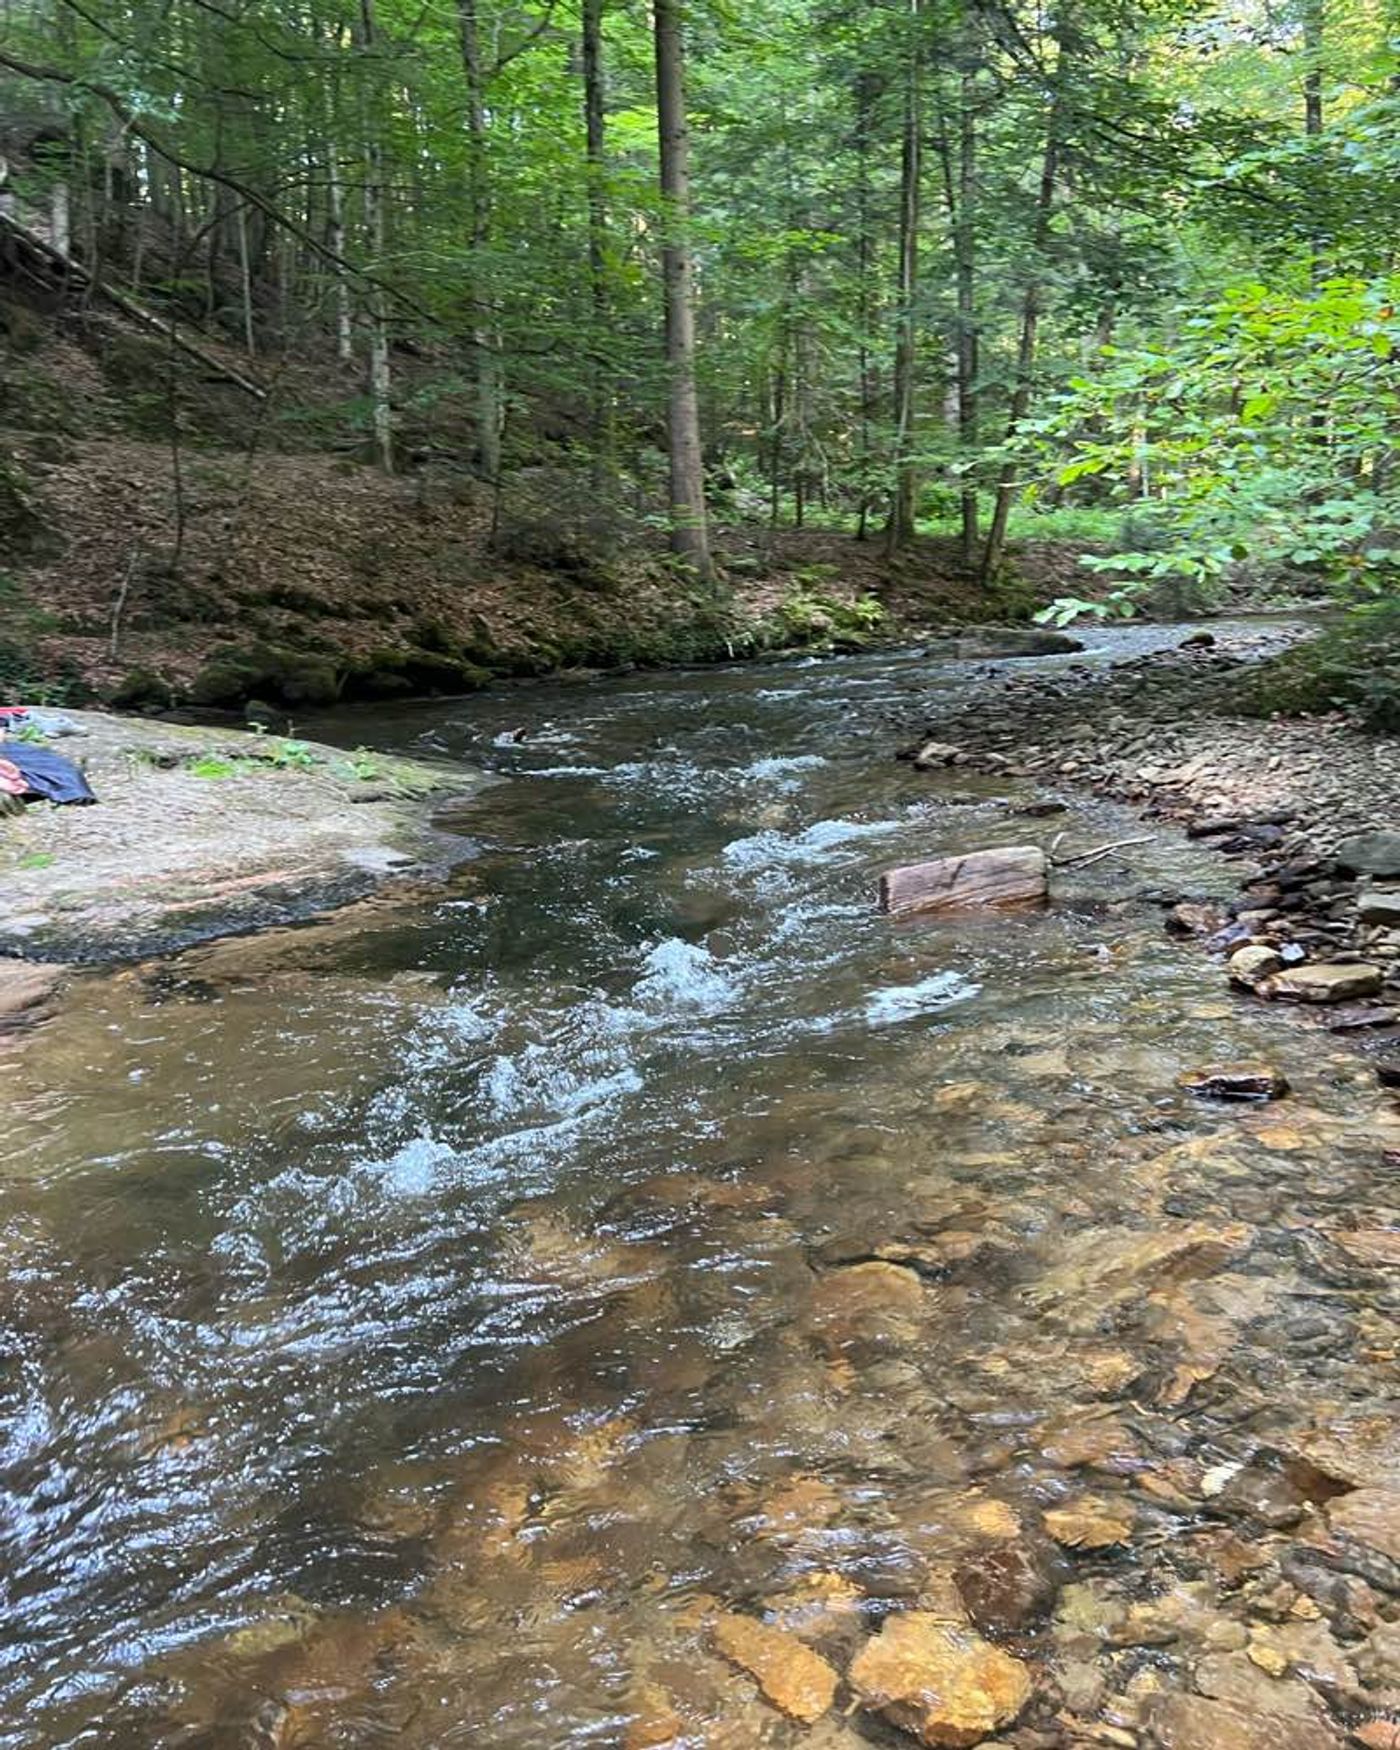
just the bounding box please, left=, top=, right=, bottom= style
left=0, top=758, right=26, bottom=795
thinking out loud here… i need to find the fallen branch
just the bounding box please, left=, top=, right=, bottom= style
left=1052, top=834, right=1155, bottom=870
left=0, top=213, right=267, bottom=399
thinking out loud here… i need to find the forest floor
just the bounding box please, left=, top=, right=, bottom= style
left=0, top=711, right=484, bottom=982
left=6, top=429, right=1086, bottom=708
left=895, top=622, right=1400, bottom=1054
left=1, top=286, right=1095, bottom=710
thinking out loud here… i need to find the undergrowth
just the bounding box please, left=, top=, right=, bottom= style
left=1244, top=601, right=1400, bottom=731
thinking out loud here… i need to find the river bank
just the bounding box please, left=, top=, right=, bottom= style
left=0, top=710, right=484, bottom=976
left=897, top=620, right=1400, bottom=1036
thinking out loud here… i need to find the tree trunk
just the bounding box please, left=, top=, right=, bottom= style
left=654, top=0, right=713, bottom=582
left=459, top=0, right=503, bottom=485
left=954, top=57, right=979, bottom=565
left=1303, top=0, right=1325, bottom=288
left=885, top=0, right=923, bottom=556
left=359, top=0, right=393, bottom=472
left=853, top=73, right=878, bottom=542
left=326, top=148, right=354, bottom=364
left=582, top=0, right=611, bottom=465
left=980, top=50, right=1067, bottom=583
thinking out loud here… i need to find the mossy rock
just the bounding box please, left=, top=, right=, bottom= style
left=190, top=643, right=344, bottom=708
left=341, top=647, right=492, bottom=700
left=108, top=667, right=178, bottom=711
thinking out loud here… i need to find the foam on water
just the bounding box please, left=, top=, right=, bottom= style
left=721, top=815, right=902, bottom=872
left=634, top=938, right=737, bottom=1015
left=864, top=969, right=981, bottom=1025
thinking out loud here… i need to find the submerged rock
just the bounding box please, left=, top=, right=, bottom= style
left=954, top=1540, right=1059, bottom=1635
left=1178, top=1063, right=1290, bottom=1102
left=1326, top=1489, right=1400, bottom=1564
left=711, top=1612, right=838, bottom=1724
left=1145, top=1690, right=1342, bottom=1749
left=848, top=1611, right=1033, bottom=1747
left=1043, top=1497, right=1135, bottom=1550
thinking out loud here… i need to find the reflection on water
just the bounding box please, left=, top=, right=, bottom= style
left=3, top=627, right=1398, bottom=1747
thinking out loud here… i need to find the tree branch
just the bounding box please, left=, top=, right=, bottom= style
left=0, top=46, right=437, bottom=324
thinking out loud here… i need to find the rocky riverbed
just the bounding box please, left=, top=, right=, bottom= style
left=897, top=622, right=1400, bottom=1043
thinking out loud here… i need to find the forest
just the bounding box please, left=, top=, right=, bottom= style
left=2, top=0, right=1398, bottom=705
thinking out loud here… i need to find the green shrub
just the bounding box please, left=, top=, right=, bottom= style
left=1244, top=601, right=1400, bottom=730
left=775, top=582, right=886, bottom=650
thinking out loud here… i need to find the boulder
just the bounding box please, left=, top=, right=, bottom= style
left=1335, top=832, right=1400, bottom=878
left=1264, top=963, right=1384, bottom=1004
left=1228, top=945, right=1283, bottom=987
left=848, top=1612, right=1033, bottom=1747
left=1178, top=1063, right=1290, bottom=1102
left=880, top=846, right=1048, bottom=918
left=910, top=740, right=964, bottom=770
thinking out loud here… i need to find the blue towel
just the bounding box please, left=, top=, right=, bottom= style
left=0, top=742, right=96, bottom=805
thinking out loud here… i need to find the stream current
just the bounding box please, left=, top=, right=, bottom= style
left=4, top=626, right=1400, bottom=1747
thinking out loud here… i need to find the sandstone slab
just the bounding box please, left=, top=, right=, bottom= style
left=1265, top=963, right=1384, bottom=1003
left=848, top=1611, right=1032, bottom=1747
left=712, top=1612, right=838, bottom=1723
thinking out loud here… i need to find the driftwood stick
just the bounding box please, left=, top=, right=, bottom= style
left=1052, top=834, right=1155, bottom=870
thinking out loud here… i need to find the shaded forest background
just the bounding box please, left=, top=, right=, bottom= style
left=1, top=0, right=1398, bottom=712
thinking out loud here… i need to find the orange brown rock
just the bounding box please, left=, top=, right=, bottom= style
left=711, top=1612, right=838, bottom=1724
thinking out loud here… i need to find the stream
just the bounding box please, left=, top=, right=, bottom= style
left=4, top=624, right=1399, bottom=1748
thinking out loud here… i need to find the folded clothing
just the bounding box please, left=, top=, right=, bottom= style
left=0, top=741, right=96, bottom=804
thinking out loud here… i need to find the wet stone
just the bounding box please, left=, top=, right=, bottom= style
left=1043, top=1497, right=1136, bottom=1550
left=1144, top=1690, right=1344, bottom=1750
left=1265, top=963, right=1385, bottom=1003
left=954, top=1540, right=1060, bottom=1636
left=1229, top=944, right=1284, bottom=986
left=1326, top=1490, right=1400, bottom=1565
left=848, top=1611, right=1034, bottom=1747
left=711, top=1611, right=839, bottom=1724
left=1178, top=1062, right=1291, bottom=1102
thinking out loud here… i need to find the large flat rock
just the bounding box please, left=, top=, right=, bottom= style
left=0, top=712, right=488, bottom=961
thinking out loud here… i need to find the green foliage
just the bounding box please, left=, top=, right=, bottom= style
left=338, top=747, right=384, bottom=782
left=189, top=756, right=239, bottom=779
left=1245, top=602, right=1400, bottom=731
left=774, top=581, right=886, bottom=648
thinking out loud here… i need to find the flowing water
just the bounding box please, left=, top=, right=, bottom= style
left=4, top=628, right=1399, bottom=1748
